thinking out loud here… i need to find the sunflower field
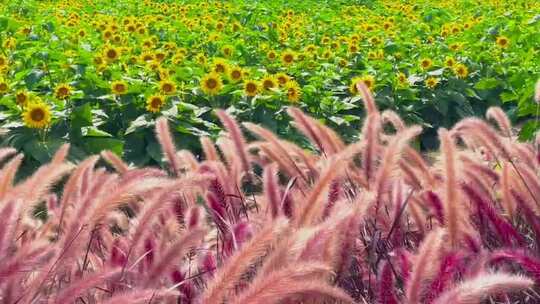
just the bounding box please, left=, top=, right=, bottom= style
left=0, top=0, right=539, bottom=174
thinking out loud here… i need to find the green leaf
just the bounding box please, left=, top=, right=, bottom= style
left=474, top=78, right=500, bottom=90
left=500, top=91, right=518, bottom=103
left=81, top=126, right=113, bottom=137
left=82, top=138, right=124, bottom=155
left=23, top=138, right=66, bottom=164
left=24, top=69, right=45, bottom=88
left=518, top=120, right=539, bottom=141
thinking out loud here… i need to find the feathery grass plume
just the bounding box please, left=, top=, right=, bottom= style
left=0, top=154, right=23, bottom=199
left=0, top=243, right=54, bottom=283
left=296, top=158, right=345, bottom=227
left=382, top=109, right=406, bottom=132
left=257, top=143, right=307, bottom=188
left=439, top=129, right=462, bottom=247
left=54, top=269, right=121, bottom=303
left=403, top=147, right=434, bottom=187
left=490, top=249, right=540, bottom=283
left=201, top=136, right=220, bottom=161
left=177, top=150, right=199, bottom=172
left=156, top=116, right=181, bottom=175
left=462, top=183, right=525, bottom=247
left=400, top=161, right=423, bottom=189
left=100, top=290, right=178, bottom=304
left=0, top=200, right=17, bottom=259
left=286, top=107, right=325, bottom=153
left=405, top=228, right=446, bottom=304
left=0, top=147, right=16, bottom=163
left=513, top=162, right=540, bottom=205
left=216, top=136, right=243, bottom=182
left=9, top=162, right=74, bottom=211
left=127, top=183, right=207, bottom=264
left=424, top=190, right=444, bottom=225
left=50, top=143, right=70, bottom=164
left=512, top=189, right=540, bottom=248
left=432, top=272, right=533, bottom=304
left=378, top=260, right=399, bottom=304
left=408, top=196, right=427, bottom=234
left=313, top=118, right=346, bottom=154
left=57, top=156, right=100, bottom=229
left=374, top=126, right=422, bottom=204
left=424, top=252, right=466, bottom=303
left=452, top=117, right=513, bottom=161
left=486, top=106, right=512, bottom=137
left=230, top=263, right=354, bottom=304
left=244, top=122, right=308, bottom=182
left=145, top=228, right=206, bottom=285
left=200, top=218, right=288, bottom=304
left=101, top=150, right=129, bottom=173
left=361, top=113, right=381, bottom=188
left=216, top=109, right=251, bottom=176
left=263, top=164, right=282, bottom=218
left=356, top=81, right=378, bottom=116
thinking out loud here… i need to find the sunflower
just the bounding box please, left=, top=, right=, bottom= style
left=420, top=58, right=433, bottom=70
left=425, top=77, right=439, bottom=89
left=444, top=57, right=456, bottom=68
left=449, top=43, right=461, bottom=51
left=211, top=59, right=229, bottom=75
left=261, top=75, right=278, bottom=91
left=159, top=79, right=176, bottom=95
left=281, top=50, right=295, bottom=66
left=0, top=81, right=8, bottom=94
left=243, top=80, right=259, bottom=97
left=154, top=50, right=167, bottom=62
left=284, top=80, right=301, bottom=102
left=221, top=45, right=234, bottom=57
left=103, top=46, right=120, bottom=62
left=0, top=55, right=7, bottom=67
left=496, top=36, right=509, bottom=48
left=15, top=90, right=29, bottom=106
left=228, top=66, right=244, bottom=83
left=200, top=72, right=223, bottom=95
left=275, top=73, right=290, bottom=86
left=267, top=50, right=277, bottom=61
left=55, top=83, right=73, bottom=99
left=397, top=72, right=408, bottom=86
left=111, top=80, right=128, bottom=95
left=195, top=53, right=207, bottom=65
left=140, top=51, right=154, bottom=63
left=146, top=95, right=166, bottom=113
left=349, top=75, right=375, bottom=94
left=454, top=64, right=469, bottom=78
left=23, top=102, right=51, bottom=129
left=348, top=43, right=359, bottom=54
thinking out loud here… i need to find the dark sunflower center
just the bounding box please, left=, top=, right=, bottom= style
left=215, top=65, right=225, bottom=73
left=206, top=78, right=218, bottom=89
left=17, top=94, right=26, bottom=103
left=232, top=71, right=241, bottom=79
left=151, top=97, right=162, bottom=108
left=163, top=83, right=173, bottom=92
left=246, top=83, right=257, bottom=92
left=115, top=84, right=126, bottom=92
left=263, top=80, right=274, bottom=89
left=58, top=87, right=69, bottom=96
left=284, top=55, right=293, bottom=62
left=0, top=83, right=7, bottom=91
left=107, top=50, right=117, bottom=59
left=31, top=109, right=45, bottom=122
